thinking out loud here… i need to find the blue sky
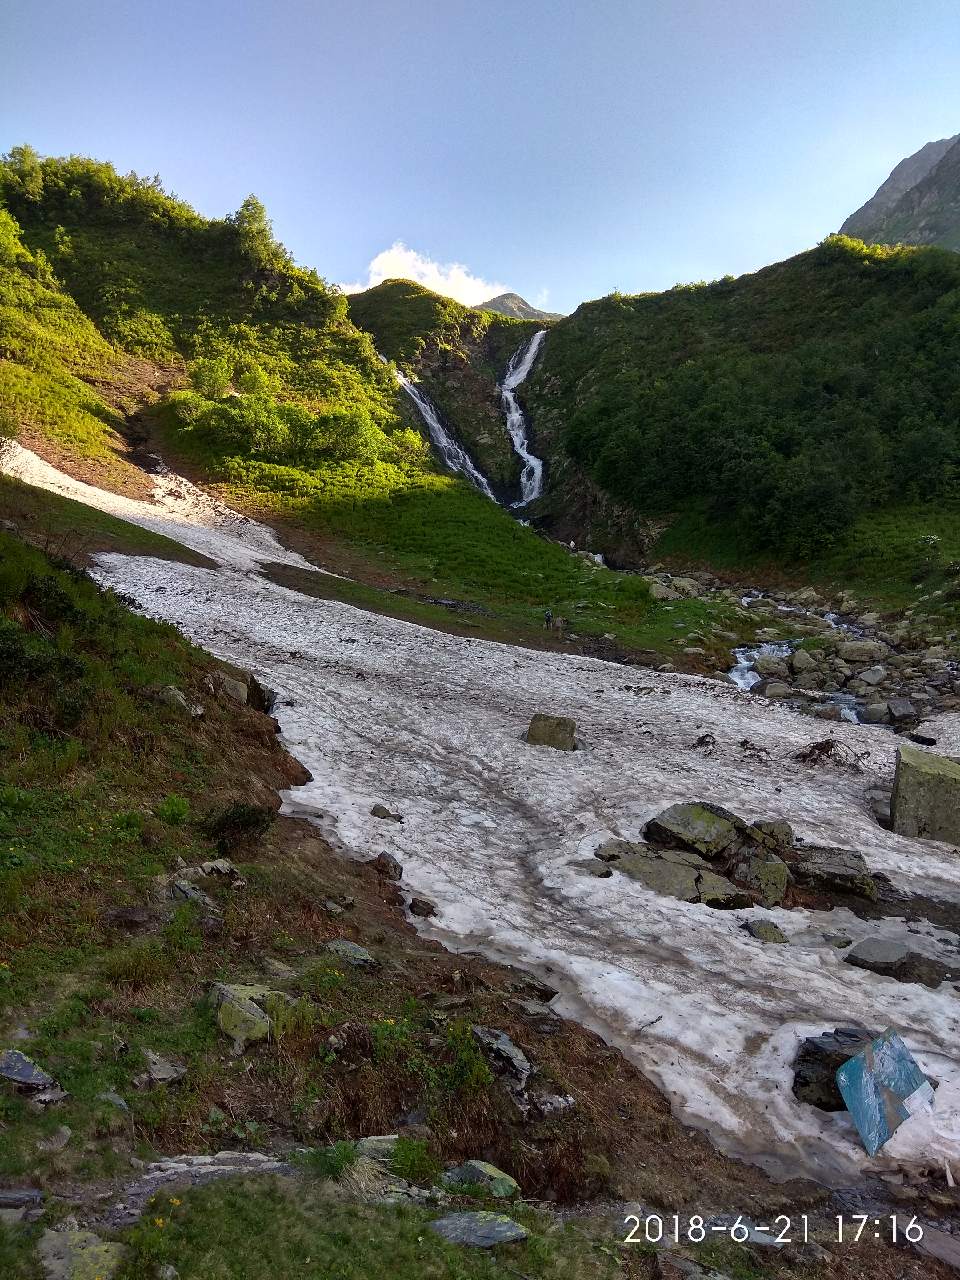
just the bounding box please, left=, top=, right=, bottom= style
left=3, top=0, right=960, bottom=312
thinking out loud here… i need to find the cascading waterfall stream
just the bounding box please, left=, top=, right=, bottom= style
left=390, top=365, right=497, bottom=501
left=501, top=329, right=547, bottom=507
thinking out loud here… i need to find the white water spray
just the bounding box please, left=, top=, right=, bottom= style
left=392, top=367, right=496, bottom=501
left=501, top=330, right=546, bottom=507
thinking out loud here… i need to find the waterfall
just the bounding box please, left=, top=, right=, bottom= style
left=501, top=330, right=546, bottom=508
left=387, top=361, right=496, bottom=501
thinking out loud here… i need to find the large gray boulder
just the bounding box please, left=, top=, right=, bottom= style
left=844, top=937, right=950, bottom=988
left=524, top=713, right=577, bottom=750
left=839, top=639, right=889, bottom=664
left=790, top=846, right=878, bottom=901
left=644, top=802, right=742, bottom=859
left=892, top=744, right=960, bottom=843
left=730, top=851, right=790, bottom=907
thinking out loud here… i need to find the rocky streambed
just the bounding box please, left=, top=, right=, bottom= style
left=641, top=569, right=960, bottom=729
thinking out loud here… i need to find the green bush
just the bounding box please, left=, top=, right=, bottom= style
left=298, top=1140, right=358, bottom=1180
left=388, top=1137, right=441, bottom=1186
left=154, top=793, right=190, bottom=825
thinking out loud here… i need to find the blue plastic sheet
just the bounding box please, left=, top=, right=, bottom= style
left=835, top=1028, right=934, bottom=1156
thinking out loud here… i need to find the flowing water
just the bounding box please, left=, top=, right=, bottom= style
left=392, top=368, right=497, bottom=501
left=501, top=330, right=547, bottom=507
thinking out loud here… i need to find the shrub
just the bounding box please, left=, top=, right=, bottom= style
left=298, top=1140, right=357, bottom=1180
left=202, top=801, right=275, bottom=852
left=388, top=1137, right=441, bottom=1186
left=154, top=794, right=190, bottom=825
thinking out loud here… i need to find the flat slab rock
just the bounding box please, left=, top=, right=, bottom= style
left=37, top=1228, right=125, bottom=1280
left=793, top=1027, right=881, bottom=1111
left=0, top=1049, right=55, bottom=1090
left=843, top=937, right=951, bottom=988
left=788, top=845, right=878, bottom=901
left=524, top=713, right=577, bottom=750
left=429, top=1210, right=528, bottom=1247
left=442, top=1160, right=519, bottom=1199
left=596, top=840, right=752, bottom=909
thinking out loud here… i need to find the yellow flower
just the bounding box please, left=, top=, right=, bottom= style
left=169, top=1197, right=182, bottom=1206
left=153, top=1216, right=166, bottom=1228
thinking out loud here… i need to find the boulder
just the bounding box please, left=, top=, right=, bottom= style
left=0, top=1050, right=55, bottom=1092
left=644, top=802, right=743, bottom=859
left=355, top=1134, right=399, bottom=1163
left=216, top=673, right=248, bottom=705
left=858, top=665, right=887, bottom=686
left=647, top=581, right=681, bottom=601
left=887, top=697, right=918, bottom=722
left=154, top=685, right=204, bottom=718
left=37, top=1228, right=125, bottom=1280
left=409, top=897, right=436, bottom=918
left=892, top=744, right=960, bottom=843
left=760, top=681, right=792, bottom=699
left=790, top=846, right=878, bottom=901
left=731, top=852, right=790, bottom=907
left=371, top=804, right=403, bottom=822
left=839, top=640, right=889, bottom=664
left=743, top=920, right=788, bottom=944
left=616, top=845, right=751, bottom=909
left=524, top=713, right=577, bottom=751
left=792, top=1027, right=880, bottom=1110
left=843, top=938, right=950, bottom=989
left=754, top=655, right=789, bottom=678
left=133, top=1049, right=185, bottom=1089
left=861, top=703, right=889, bottom=724
left=752, top=819, right=794, bottom=850
left=326, top=940, right=377, bottom=968
left=790, top=649, right=817, bottom=674
left=372, top=851, right=403, bottom=880
left=429, top=1211, right=528, bottom=1247
left=208, top=982, right=278, bottom=1052
left=442, top=1160, right=519, bottom=1198
left=471, top=1027, right=532, bottom=1090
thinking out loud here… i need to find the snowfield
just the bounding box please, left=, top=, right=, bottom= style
left=6, top=444, right=960, bottom=1185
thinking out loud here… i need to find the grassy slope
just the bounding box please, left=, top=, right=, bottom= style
left=3, top=154, right=755, bottom=664
left=347, top=278, right=540, bottom=491
left=525, top=236, right=960, bottom=606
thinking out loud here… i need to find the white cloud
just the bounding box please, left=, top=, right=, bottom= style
left=340, top=241, right=510, bottom=306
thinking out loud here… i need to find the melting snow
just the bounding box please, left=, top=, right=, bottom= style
left=6, top=443, right=960, bottom=1185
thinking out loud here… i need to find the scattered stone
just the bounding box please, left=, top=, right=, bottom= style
left=743, top=920, right=788, bottom=944
left=37, top=1228, right=126, bottom=1280
left=355, top=1134, right=399, bottom=1163
left=246, top=675, right=277, bottom=713
left=371, top=804, right=403, bottom=822
left=97, top=1090, right=129, bottom=1113
left=761, top=680, right=792, bottom=699
left=37, top=1125, right=72, bottom=1153
left=158, top=1266, right=181, bottom=1280
left=100, top=905, right=158, bottom=933
left=752, top=818, right=794, bottom=849
left=839, top=640, right=888, bottom=664
left=859, top=664, right=887, bottom=686
left=428, top=1210, right=528, bottom=1248
left=153, top=685, right=204, bottom=718
left=262, top=957, right=297, bottom=981
left=325, top=939, right=377, bottom=968
left=844, top=937, right=950, bottom=988
left=0, top=1189, right=43, bottom=1208
left=507, top=998, right=559, bottom=1034
left=133, top=1050, right=186, bottom=1089
left=471, top=1027, right=532, bottom=1090
left=892, top=744, right=960, bottom=843
left=887, top=696, right=919, bottom=722
left=790, top=649, right=817, bottom=674
left=169, top=878, right=221, bottom=915
left=793, top=1027, right=880, bottom=1111
left=372, top=851, right=403, bottom=879
left=442, top=1160, right=519, bottom=1198
left=907, top=730, right=938, bottom=746
left=0, top=1049, right=56, bottom=1091
left=216, top=672, right=249, bottom=705
left=789, top=845, right=878, bottom=900
left=524, top=713, right=577, bottom=750
left=208, top=983, right=279, bottom=1052
left=571, top=859, right=612, bottom=878
left=862, top=702, right=889, bottom=724
left=409, top=897, right=436, bottom=918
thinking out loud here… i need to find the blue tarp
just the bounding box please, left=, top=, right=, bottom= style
left=835, top=1027, right=934, bottom=1156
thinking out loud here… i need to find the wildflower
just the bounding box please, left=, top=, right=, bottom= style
left=169, top=1197, right=181, bottom=1206
left=153, top=1216, right=166, bottom=1228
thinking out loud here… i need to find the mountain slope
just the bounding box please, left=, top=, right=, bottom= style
left=841, top=133, right=960, bottom=249
left=479, top=291, right=562, bottom=322
left=523, top=235, right=960, bottom=573
left=347, top=278, right=540, bottom=491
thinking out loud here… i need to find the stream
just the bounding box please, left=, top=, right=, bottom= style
left=501, top=329, right=547, bottom=507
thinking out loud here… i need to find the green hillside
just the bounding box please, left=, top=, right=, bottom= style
left=347, top=278, right=539, bottom=491
left=526, top=235, right=960, bottom=574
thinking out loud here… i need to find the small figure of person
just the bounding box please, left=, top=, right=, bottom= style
left=544, top=608, right=553, bottom=630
